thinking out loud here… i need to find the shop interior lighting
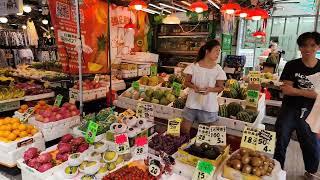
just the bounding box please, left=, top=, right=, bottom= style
left=149, top=3, right=171, bottom=13
left=159, top=3, right=187, bottom=12
left=162, top=13, right=181, bottom=24
left=23, top=5, right=32, bottom=13
left=142, top=8, right=160, bottom=14
left=129, top=0, right=147, bottom=11
left=0, top=17, right=8, bottom=23
left=190, top=1, right=208, bottom=13
left=50, top=27, right=54, bottom=30
left=42, top=19, right=48, bottom=25
left=207, top=0, right=220, bottom=9
left=181, top=1, right=191, bottom=6
left=22, top=25, right=27, bottom=29
left=16, top=12, right=23, bottom=16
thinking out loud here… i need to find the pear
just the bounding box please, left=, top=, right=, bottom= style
left=94, top=142, right=104, bottom=149
left=104, top=151, right=116, bottom=161
left=115, top=156, right=124, bottom=165
left=97, top=165, right=108, bottom=174
left=65, top=166, right=77, bottom=174
left=79, top=161, right=88, bottom=170
left=108, top=162, right=116, bottom=171
left=86, top=161, right=97, bottom=167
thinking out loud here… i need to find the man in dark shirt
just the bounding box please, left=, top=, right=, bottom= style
left=274, top=32, right=320, bottom=180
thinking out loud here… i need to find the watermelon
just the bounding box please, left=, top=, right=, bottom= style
left=218, top=104, right=228, bottom=117
left=222, top=88, right=238, bottom=99
left=245, top=109, right=258, bottom=122
left=236, top=111, right=252, bottom=122
left=238, top=87, right=247, bottom=100
left=225, top=79, right=240, bottom=91
left=227, top=102, right=243, bottom=117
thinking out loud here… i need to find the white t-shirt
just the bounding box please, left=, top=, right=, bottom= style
left=184, top=63, right=227, bottom=112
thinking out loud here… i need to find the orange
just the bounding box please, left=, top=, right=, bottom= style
left=0, top=121, right=4, bottom=126
left=12, top=122, right=20, bottom=130
left=38, top=100, right=46, bottom=106
left=31, top=129, right=38, bottom=135
left=6, top=124, right=12, bottom=131
left=1, top=119, right=8, bottom=125
left=15, top=137, right=21, bottom=141
left=7, top=133, right=17, bottom=141
left=19, top=131, right=28, bottom=138
left=10, top=118, right=20, bottom=124
left=12, top=130, right=20, bottom=136
left=18, top=124, right=27, bottom=131
left=0, top=137, right=6, bottom=142
left=2, top=131, right=10, bottom=138
left=18, top=109, right=24, bottom=113
left=0, top=126, right=5, bottom=131
left=20, top=104, right=28, bottom=110
left=0, top=131, right=4, bottom=137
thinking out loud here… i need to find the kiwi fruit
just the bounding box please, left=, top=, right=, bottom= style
left=242, top=164, right=252, bottom=174
left=241, top=155, right=250, bottom=165
left=251, top=157, right=262, bottom=167
left=231, top=159, right=242, bottom=170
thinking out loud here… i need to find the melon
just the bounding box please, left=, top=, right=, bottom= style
left=227, top=102, right=243, bottom=117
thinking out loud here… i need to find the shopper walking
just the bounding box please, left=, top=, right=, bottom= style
left=181, top=39, right=227, bottom=134
left=274, top=32, right=320, bottom=179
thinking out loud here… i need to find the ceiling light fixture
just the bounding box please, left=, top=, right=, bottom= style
left=173, top=2, right=189, bottom=10
left=42, top=19, right=48, bottom=24
left=162, top=13, right=180, bottom=24
left=190, top=1, right=208, bottom=13
left=246, top=8, right=269, bottom=20
left=235, top=8, right=248, bottom=18
left=23, top=5, right=32, bottom=13
left=159, top=3, right=187, bottom=12
left=16, top=12, right=23, bottom=16
left=0, top=17, right=8, bottom=23
left=50, top=27, right=54, bottom=30
left=142, top=8, right=160, bottom=14
left=220, top=3, right=240, bottom=15
left=208, top=0, right=220, bottom=9
left=124, top=19, right=136, bottom=30
left=129, top=0, right=147, bottom=11
left=181, top=1, right=191, bottom=6
left=252, top=31, right=266, bottom=38
left=22, top=25, right=27, bottom=29
left=149, top=3, right=171, bottom=13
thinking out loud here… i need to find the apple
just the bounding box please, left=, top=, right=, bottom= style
left=71, top=111, right=78, bottom=116
left=69, top=104, right=77, bottom=111
left=43, top=117, right=50, bottom=123
left=35, top=114, right=44, bottom=122
left=52, top=106, right=59, bottom=112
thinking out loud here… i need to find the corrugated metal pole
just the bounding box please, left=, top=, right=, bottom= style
left=315, top=0, right=320, bottom=31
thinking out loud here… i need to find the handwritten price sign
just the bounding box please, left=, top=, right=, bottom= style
left=167, top=118, right=181, bottom=136
left=196, top=125, right=211, bottom=144
left=248, top=71, right=261, bottom=84
left=192, top=160, right=215, bottom=180
left=115, top=133, right=130, bottom=155
left=209, top=126, right=226, bottom=146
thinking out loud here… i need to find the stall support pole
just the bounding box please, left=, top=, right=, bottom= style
left=107, top=0, right=113, bottom=107
left=315, top=0, right=320, bottom=31
left=75, top=0, right=84, bottom=115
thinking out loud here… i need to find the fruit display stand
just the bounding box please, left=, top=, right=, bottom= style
left=218, top=93, right=266, bottom=112
left=24, top=92, right=55, bottom=102
left=0, top=132, right=45, bottom=167
left=0, top=97, right=24, bottom=112
left=28, top=116, right=80, bottom=142
left=69, top=87, right=109, bottom=102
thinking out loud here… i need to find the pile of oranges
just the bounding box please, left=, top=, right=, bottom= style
left=17, top=104, right=29, bottom=114
left=0, top=117, right=38, bottom=142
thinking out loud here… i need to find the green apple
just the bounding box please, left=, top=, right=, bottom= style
left=104, top=151, right=116, bottom=161
left=108, top=162, right=116, bottom=171
left=65, top=166, right=77, bottom=174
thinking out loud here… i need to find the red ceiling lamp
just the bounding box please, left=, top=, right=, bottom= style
left=220, top=3, right=240, bottom=15
left=129, top=0, right=147, bottom=11
left=252, top=31, right=266, bottom=38
left=235, top=7, right=248, bottom=18
left=190, top=1, right=208, bottom=13
left=246, top=8, right=269, bottom=21
left=124, top=19, right=136, bottom=30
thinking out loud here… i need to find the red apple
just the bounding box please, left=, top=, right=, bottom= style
left=55, top=114, right=63, bottom=120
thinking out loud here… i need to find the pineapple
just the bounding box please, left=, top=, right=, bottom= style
left=88, top=34, right=107, bottom=72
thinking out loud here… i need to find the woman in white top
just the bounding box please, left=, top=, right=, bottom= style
left=182, top=39, right=227, bottom=134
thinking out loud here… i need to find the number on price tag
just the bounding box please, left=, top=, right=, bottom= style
left=132, top=81, right=140, bottom=90
left=172, top=82, right=182, bottom=97
left=69, top=91, right=78, bottom=104
left=136, top=103, right=145, bottom=118
left=85, top=121, right=99, bottom=144
left=256, top=129, right=276, bottom=154
left=20, top=108, right=34, bottom=123
left=209, top=126, right=226, bottom=146
left=54, top=94, right=63, bottom=107
left=134, top=136, right=148, bottom=159
left=115, top=133, right=130, bottom=155
left=196, top=125, right=211, bottom=144
left=248, top=71, right=261, bottom=84
left=192, top=160, right=215, bottom=180
left=167, top=118, right=181, bottom=136
left=144, top=104, right=154, bottom=120
left=150, top=65, right=157, bottom=77
left=240, top=127, right=258, bottom=150
left=149, top=164, right=161, bottom=177
left=246, top=90, right=259, bottom=108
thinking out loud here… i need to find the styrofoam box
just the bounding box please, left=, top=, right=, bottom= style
left=28, top=116, right=80, bottom=142
left=218, top=93, right=266, bottom=112
left=17, top=145, right=67, bottom=180
left=137, top=64, right=151, bottom=76
left=69, top=88, right=108, bottom=102
left=24, top=92, right=55, bottom=102
left=0, top=136, right=45, bottom=167
left=0, top=132, right=43, bottom=153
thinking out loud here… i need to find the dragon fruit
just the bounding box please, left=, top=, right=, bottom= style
left=37, top=162, right=53, bottom=172
left=58, top=143, right=72, bottom=154
left=60, top=134, right=73, bottom=143
left=27, top=158, right=41, bottom=169
left=23, top=147, right=39, bottom=161
left=77, top=143, right=89, bottom=153
left=71, top=137, right=85, bottom=146
left=37, top=153, right=52, bottom=164
left=56, top=152, right=69, bottom=161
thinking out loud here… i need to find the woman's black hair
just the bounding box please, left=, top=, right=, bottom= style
left=196, top=39, right=220, bottom=62
left=297, top=31, right=320, bottom=47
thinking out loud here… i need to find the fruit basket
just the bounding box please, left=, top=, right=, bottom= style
left=175, top=137, right=230, bottom=168
left=217, top=101, right=265, bottom=131
left=222, top=148, right=285, bottom=180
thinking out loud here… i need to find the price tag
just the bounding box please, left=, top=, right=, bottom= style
left=150, top=65, right=157, bottom=77
left=94, top=74, right=100, bottom=82
left=209, top=126, right=226, bottom=146
left=54, top=94, right=63, bottom=107
left=136, top=103, right=145, bottom=118
left=115, top=133, right=130, bottom=155
left=248, top=71, right=261, bottom=84
left=85, top=121, right=99, bottom=144
left=240, top=127, right=258, bottom=150
left=192, top=160, right=215, bottom=180
left=144, top=104, right=154, bottom=120
left=149, top=164, right=161, bottom=177
left=69, top=91, right=78, bottom=104
left=256, top=129, right=276, bottom=154
left=132, top=81, right=140, bottom=90
left=172, top=82, right=182, bottom=96
left=20, top=108, right=34, bottom=123
left=196, top=124, right=211, bottom=144
left=246, top=90, right=260, bottom=108
left=134, top=136, right=148, bottom=160
left=167, top=118, right=181, bottom=136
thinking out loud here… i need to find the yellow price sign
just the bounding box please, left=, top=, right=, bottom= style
left=240, top=127, right=258, bottom=150
left=167, top=118, right=181, bottom=136
left=256, top=129, right=276, bottom=154
left=248, top=71, right=261, bottom=84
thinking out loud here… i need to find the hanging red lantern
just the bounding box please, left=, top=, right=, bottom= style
left=220, top=3, right=241, bottom=15
left=235, top=7, right=248, bottom=18
left=246, top=8, right=269, bottom=20
left=124, top=19, right=136, bottom=30
left=129, top=0, right=147, bottom=11
left=252, top=31, right=266, bottom=38
left=190, top=1, right=208, bottom=13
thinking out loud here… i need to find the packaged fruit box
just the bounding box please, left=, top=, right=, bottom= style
left=176, top=137, right=230, bottom=168
left=222, top=148, right=285, bottom=180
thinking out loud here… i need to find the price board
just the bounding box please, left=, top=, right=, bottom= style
left=69, top=91, right=78, bottom=104
left=240, top=127, right=258, bottom=150
left=54, top=94, right=63, bottom=107
left=132, top=81, right=140, bottom=90
left=172, top=82, right=182, bottom=97
left=136, top=103, right=145, bottom=118
left=256, top=129, right=276, bottom=154
left=196, top=124, right=211, bottom=144
left=136, top=103, right=154, bottom=120
left=149, top=164, right=161, bottom=177
left=115, top=133, right=130, bottom=155
left=167, top=118, right=181, bottom=136
left=192, top=160, right=215, bottom=180
left=20, top=108, right=34, bottom=123
left=209, top=126, right=226, bottom=146
left=150, top=65, right=157, bottom=77
left=248, top=71, right=261, bottom=84
left=85, top=121, right=99, bottom=144
left=246, top=90, right=260, bottom=108
left=134, top=136, right=148, bottom=160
